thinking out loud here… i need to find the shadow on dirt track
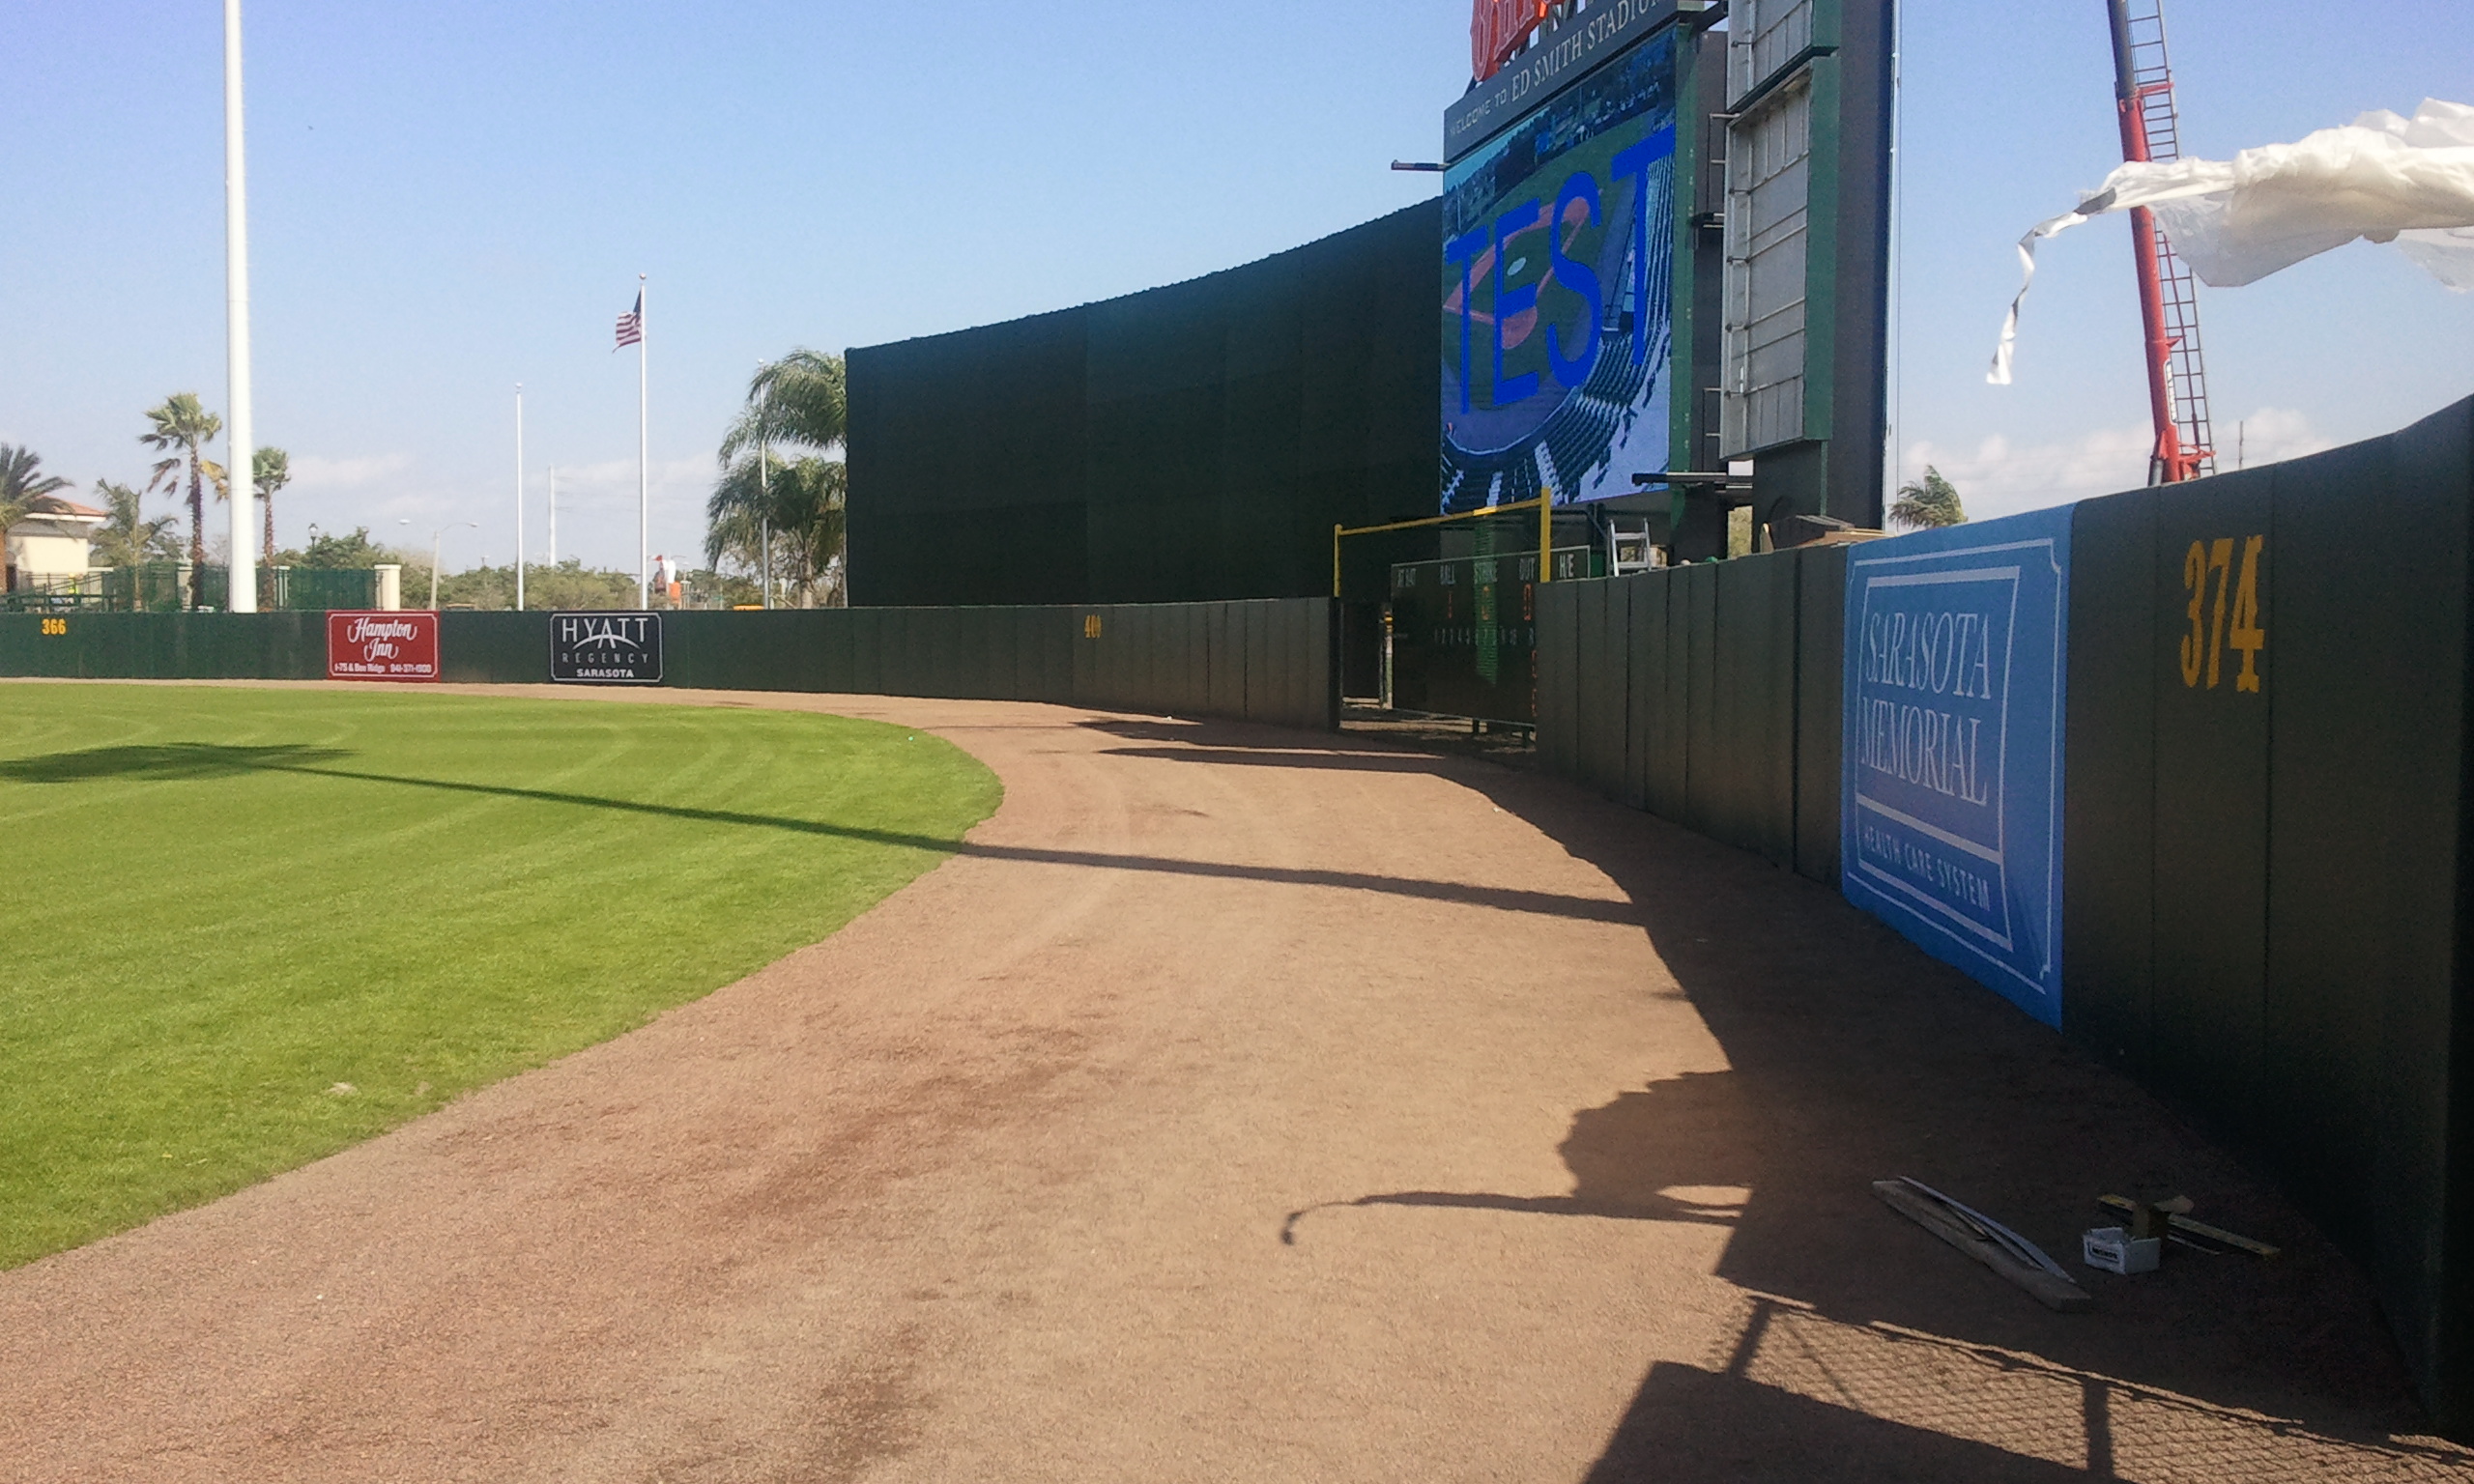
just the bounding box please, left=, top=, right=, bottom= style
left=1084, top=714, right=2467, bottom=1481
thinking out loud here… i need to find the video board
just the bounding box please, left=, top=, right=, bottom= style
left=1441, top=27, right=1678, bottom=515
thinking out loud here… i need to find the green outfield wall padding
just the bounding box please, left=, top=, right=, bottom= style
left=1680, top=563, right=1720, bottom=840
left=1535, top=582, right=1577, bottom=779
left=1535, top=547, right=1842, bottom=881
left=1793, top=546, right=1847, bottom=885
left=0, top=612, right=325, bottom=682
left=436, top=613, right=543, bottom=684
left=1, top=599, right=1338, bottom=734
left=1533, top=396, right=2474, bottom=1439
left=2061, top=399, right=2474, bottom=1436
left=1717, top=554, right=1799, bottom=870
left=1575, top=582, right=1624, bottom=801
left=849, top=608, right=885, bottom=698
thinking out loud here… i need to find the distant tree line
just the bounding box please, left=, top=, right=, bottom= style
left=4, top=394, right=301, bottom=607
left=18, top=366, right=849, bottom=611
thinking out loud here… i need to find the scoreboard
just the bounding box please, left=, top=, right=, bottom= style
left=1389, top=545, right=1603, bottom=723
left=1441, top=26, right=1680, bottom=516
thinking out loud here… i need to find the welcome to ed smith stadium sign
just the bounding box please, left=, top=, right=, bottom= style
left=1446, top=0, right=1696, bottom=163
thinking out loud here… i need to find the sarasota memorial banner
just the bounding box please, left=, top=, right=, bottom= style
left=1841, top=507, right=2070, bottom=1025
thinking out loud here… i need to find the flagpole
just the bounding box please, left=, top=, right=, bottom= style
left=514, top=384, right=525, bottom=612
left=637, top=272, right=649, bottom=610
left=222, top=0, right=257, bottom=612
left=759, top=372, right=771, bottom=611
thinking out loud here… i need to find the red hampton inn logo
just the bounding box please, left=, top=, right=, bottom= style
left=326, top=612, right=441, bottom=682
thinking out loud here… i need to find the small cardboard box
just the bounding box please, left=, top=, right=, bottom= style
left=2083, top=1226, right=2162, bottom=1274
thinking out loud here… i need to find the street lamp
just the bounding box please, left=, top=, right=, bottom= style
left=425, top=521, right=475, bottom=610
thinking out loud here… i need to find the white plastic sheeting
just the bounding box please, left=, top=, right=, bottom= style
left=1990, top=100, right=2474, bottom=385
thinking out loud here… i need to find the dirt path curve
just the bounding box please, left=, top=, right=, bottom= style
left=3, top=687, right=2468, bottom=1482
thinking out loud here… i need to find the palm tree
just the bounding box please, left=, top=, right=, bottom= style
left=139, top=394, right=226, bottom=609
left=708, top=350, right=848, bottom=605
left=705, top=453, right=846, bottom=606
left=0, top=445, right=72, bottom=560
left=89, top=481, right=182, bottom=608
left=1889, top=466, right=1967, bottom=529
left=253, top=446, right=291, bottom=564
left=716, top=349, right=846, bottom=464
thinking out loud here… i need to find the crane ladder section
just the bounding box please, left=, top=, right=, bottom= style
left=2116, top=0, right=2217, bottom=479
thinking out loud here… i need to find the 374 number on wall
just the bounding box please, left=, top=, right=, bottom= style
left=2180, top=536, right=2265, bottom=693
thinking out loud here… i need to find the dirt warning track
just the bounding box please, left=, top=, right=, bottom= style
left=1, top=687, right=2464, bottom=1481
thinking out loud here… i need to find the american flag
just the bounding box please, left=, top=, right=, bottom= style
left=614, top=292, right=644, bottom=350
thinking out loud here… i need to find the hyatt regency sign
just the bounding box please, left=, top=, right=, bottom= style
left=552, top=613, right=663, bottom=685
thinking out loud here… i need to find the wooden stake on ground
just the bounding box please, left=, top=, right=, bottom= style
left=1873, top=1179, right=2093, bottom=1312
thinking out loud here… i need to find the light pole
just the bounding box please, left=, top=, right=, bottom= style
left=759, top=372, right=770, bottom=611
left=426, top=520, right=475, bottom=610
left=636, top=271, right=648, bottom=611
left=222, top=0, right=258, bottom=612
left=514, top=384, right=526, bottom=612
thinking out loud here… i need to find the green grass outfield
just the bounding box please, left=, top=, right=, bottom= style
left=0, top=683, right=1001, bottom=1269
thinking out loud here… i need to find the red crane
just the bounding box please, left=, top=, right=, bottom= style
left=2106, top=0, right=2216, bottom=484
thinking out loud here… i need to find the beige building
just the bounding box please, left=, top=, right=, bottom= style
left=4, top=494, right=106, bottom=591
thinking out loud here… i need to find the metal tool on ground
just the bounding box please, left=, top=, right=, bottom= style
left=1873, top=1178, right=2092, bottom=1313
left=2097, top=1193, right=2280, bottom=1258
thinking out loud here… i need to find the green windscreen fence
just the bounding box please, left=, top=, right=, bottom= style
left=0, top=599, right=1338, bottom=733
left=847, top=202, right=1440, bottom=610
left=1, top=566, right=386, bottom=613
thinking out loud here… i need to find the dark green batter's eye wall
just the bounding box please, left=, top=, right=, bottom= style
left=845, top=202, right=1440, bottom=613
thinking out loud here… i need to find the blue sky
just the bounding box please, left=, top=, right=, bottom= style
left=5, top=0, right=2469, bottom=570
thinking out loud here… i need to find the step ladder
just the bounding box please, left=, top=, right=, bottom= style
left=1607, top=517, right=1663, bottom=576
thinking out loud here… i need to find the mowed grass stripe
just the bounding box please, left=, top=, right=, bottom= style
left=0, top=684, right=1001, bottom=1269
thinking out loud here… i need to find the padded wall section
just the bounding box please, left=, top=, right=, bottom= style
left=2264, top=424, right=2467, bottom=1413
left=0, top=612, right=325, bottom=681
left=846, top=202, right=1440, bottom=610
left=1575, top=581, right=1629, bottom=798
left=846, top=309, right=1092, bottom=608
left=2059, top=398, right=2474, bottom=1437
left=438, top=614, right=545, bottom=684
left=0, top=603, right=1323, bottom=728
left=1067, top=598, right=1336, bottom=731
left=1537, top=582, right=1580, bottom=780
left=1679, top=562, right=1720, bottom=838
left=2061, top=491, right=2158, bottom=1074
left=1537, top=547, right=1840, bottom=877
left=1713, top=554, right=1798, bottom=868
left=2148, top=468, right=2276, bottom=1139
left=1793, top=545, right=1846, bottom=884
